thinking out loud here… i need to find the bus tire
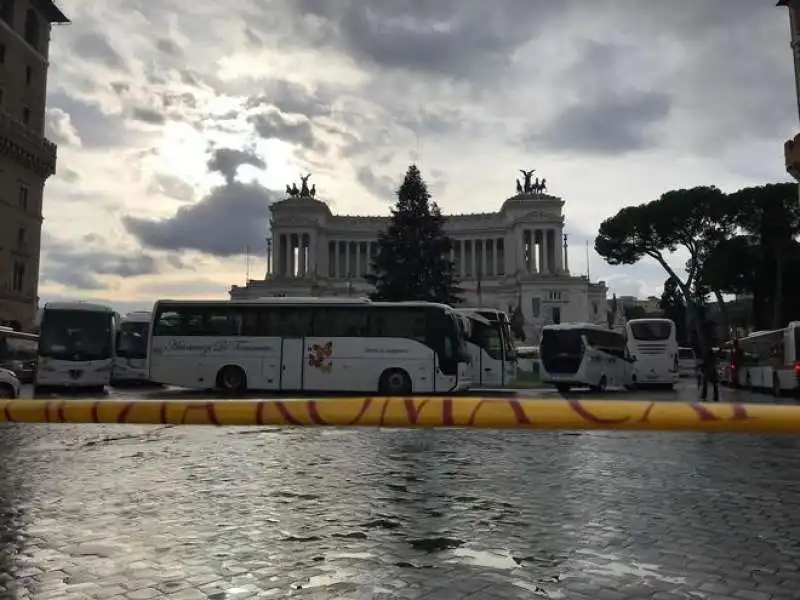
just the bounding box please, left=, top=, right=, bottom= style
left=216, top=365, right=247, bottom=395
left=0, top=383, right=15, bottom=399
left=378, top=368, right=412, bottom=395
left=773, top=373, right=782, bottom=398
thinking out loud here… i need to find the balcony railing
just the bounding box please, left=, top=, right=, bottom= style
left=0, top=108, right=57, bottom=176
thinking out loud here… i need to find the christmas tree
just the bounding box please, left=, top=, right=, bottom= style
left=365, top=165, right=462, bottom=304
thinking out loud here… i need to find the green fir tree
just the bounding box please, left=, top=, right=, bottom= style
left=365, top=165, right=462, bottom=304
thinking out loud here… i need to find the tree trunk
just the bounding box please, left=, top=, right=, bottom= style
left=713, top=289, right=730, bottom=340
left=772, top=243, right=784, bottom=329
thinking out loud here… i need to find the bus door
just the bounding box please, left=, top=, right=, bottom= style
left=278, top=308, right=309, bottom=391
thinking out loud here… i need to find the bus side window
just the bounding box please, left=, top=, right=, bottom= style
left=275, top=307, right=313, bottom=338
left=182, top=309, right=206, bottom=336
left=317, top=307, right=368, bottom=337
left=240, top=308, right=261, bottom=336
left=205, top=308, right=239, bottom=336
left=369, top=312, right=388, bottom=337
left=153, top=309, right=182, bottom=336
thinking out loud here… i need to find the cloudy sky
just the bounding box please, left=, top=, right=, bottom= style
left=40, top=0, right=797, bottom=313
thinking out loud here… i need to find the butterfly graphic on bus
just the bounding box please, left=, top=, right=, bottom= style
left=308, top=341, right=333, bottom=374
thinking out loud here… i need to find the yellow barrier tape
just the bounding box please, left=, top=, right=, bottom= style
left=0, top=397, right=796, bottom=432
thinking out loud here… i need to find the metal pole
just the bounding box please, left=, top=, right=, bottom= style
left=778, top=1, right=800, bottom=206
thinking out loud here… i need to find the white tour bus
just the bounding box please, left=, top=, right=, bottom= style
left=736, top=322, right=800, bottom=396
left=35, top=302, right=117, bottom=392
left=539, top=322, right=633, bottom=393
left=0, top=326, right=38, bottom=383
left=625, top=318, right=679, bottom=389
left=455, top=307, right=517, bottom=387
left=147, top=298, right=473, bottom=394
left=112, top=310, right=153, bottom=385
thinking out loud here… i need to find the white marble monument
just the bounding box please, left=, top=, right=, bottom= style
left=230, top=171, right=609, bottom=343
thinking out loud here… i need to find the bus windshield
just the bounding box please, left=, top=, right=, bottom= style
left=630, top=321, right=673, bottom=341
left=116, top=321, right=149, bottom=359
left=465, top=316, right=504, bottom=360
left=39, top=310, right=113, bottom=361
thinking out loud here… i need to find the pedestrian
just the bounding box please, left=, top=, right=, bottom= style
left=700, top=345, right=720, bottom=402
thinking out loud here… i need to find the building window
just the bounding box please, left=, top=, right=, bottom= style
left=531, top=297, right=541, bottom=318
left=26, top=66, right=32, bottom=85
left=24, top=9, right=40, bottom=50
left=551, top=307, right=561, bottom=325
left=0, top=2, right=12, bottom=26
left=0, top=44, right=5, bottom=64
left=548, top=290, right=562, bottom=301
left=0, top=88, right=4, bottom=106
left=592, top=302, right=598, bottom=315
left=18, top=185, right=28, bottom=209
left=17, top=228, right=25, bottom=249
left=12, top=262, right=25, bottom=292
left=22, top=107, right=30, bottom=125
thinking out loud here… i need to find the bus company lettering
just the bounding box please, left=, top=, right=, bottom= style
left=157, top=339, right=274, bottom=355
left=365, top=347, right=410, bottom=355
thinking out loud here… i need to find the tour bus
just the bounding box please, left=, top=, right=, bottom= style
left=147, top=298, right=473, bottom=394
left=539, top=322, right=633, bottom=393
left=35, top=302, right=117, bottom=392
left=735, top=323, right=800, bottom=396
left=0, top=326, right=38, bottom=383
left=112, top=311, right=153, bottom=385
left=455, top=307, right=517, bottom=387
left=625, top=318, right=679, bottom=389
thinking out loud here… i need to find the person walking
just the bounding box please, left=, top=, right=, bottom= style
left=700, top=345, right=720, bottom=402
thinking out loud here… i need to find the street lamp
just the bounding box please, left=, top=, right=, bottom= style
left=777, top=1, right=800, bottom=203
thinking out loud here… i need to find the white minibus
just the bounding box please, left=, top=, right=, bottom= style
left=540, top=323, right=632, bottom=393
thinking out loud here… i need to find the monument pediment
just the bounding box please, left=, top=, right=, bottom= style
left=272, top=215, right=320, bottom=228
left=516, top=209, right=563, bottom=223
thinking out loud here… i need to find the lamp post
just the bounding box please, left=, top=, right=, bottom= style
left=778, top=1, right=800, bottom=203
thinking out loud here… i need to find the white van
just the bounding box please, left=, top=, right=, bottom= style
left=678, top=347, right=698, bottom=377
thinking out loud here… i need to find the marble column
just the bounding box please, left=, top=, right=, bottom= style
left=542, top=229, right=550, bottom=273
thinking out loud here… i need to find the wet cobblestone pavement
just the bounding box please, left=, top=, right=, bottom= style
left=1, top=397, right=800, bottom=598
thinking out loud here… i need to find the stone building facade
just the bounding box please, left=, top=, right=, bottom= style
left=0, top=0, right=69, bottom=329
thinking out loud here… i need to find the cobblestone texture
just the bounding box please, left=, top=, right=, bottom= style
left=0, top=384, right=798, bottom=598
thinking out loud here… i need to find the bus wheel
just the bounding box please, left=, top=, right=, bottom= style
left=0, top=384, right=15, bottom=399
left=217, top=365, right=247, bottom=395
left=378, top=369, right=412, bottom=395
left=773, top=374, right=782, bottom=398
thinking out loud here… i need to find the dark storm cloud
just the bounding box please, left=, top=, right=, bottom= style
left=273, top=0, right=566, bottom=77
left=123, top=182, right=276, bottom=257
left=71, top=32, right=127, bottom=70
left=147, top=173, right=195, bottom=202
left=356, top=166, right=396, bottom=201
left=247, top=109, right=319, bottom=149
left=41, top=235, right=161, bottom=290
left=131, top=106, right=166, bottom=125
left=206, top=148, right=266, bottom=183
left=246, top=80, right=333, bottom=118
left=155, top=37, right=183, bottom=57
left=532, top=92, right=671, bottom=155
left=47, top=93, right=131, bottom=148
left=124, top=148, right=275, bottom=257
